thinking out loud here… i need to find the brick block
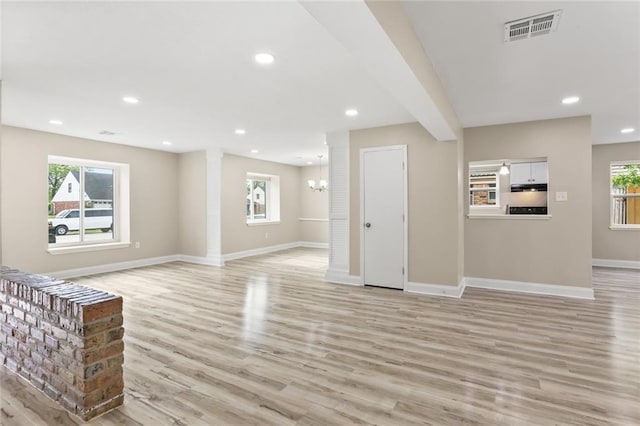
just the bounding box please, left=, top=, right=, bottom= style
left=68, top=332, right=105, bottom=349
left=13, top=309, right=25, bottom=321
left=31, top=328, right=44, bottom=342
left=43, top=383, right=61, bottom=401
left=81, top=341, right=125, bottom=365
left=51, top=326, right=67, bottom=341
left=84, top=362, right=104, bottom=379
left=105, top=327, right=124, bottom=343
left=1, top=269, right=124, bottom=420
left=30, top=374, right=45, bottom=390
left=45, top=334, right=59, bottom=349
left=79, top=298, right=122, bottom=323
left=76, top=367, right=123, bottom=393
left=80, top=314, right=123, bottom=337
left=39, top=319, right=53, bottom=334
left=25, top=313, right=37, bottom=325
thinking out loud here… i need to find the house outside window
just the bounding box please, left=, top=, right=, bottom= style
left=469, top=171, right=500, bottom=208
left=610, top=161, right=640, bottom=229
left=48, top=156, right=130, bottom=253
left=246, top=173, right=280, bottom=224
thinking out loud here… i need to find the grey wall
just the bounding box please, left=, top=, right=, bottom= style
left=464, top=116, right=592, bottom=287
left=349, top=122, right=461, bottom=286
left=592, top=142, right=640, bottom=262
left=0, top=126, right=180, bottom=273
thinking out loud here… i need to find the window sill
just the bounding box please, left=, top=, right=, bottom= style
left=609, top=225, right=640, bottom=231
left=48, top=242, right=131, bottom=255
left=467, top=214, right=552, bottom=220
left=246, top=220, right=280, bottom=227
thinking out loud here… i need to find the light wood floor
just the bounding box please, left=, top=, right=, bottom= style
left=1, top=248, right=638, bottom=425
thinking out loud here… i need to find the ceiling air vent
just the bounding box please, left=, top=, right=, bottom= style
left=504, top=10, right=562, bottom=43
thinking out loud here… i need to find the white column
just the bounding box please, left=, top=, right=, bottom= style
left=325, top=131, right=357, bottom=284
left=206, top=148, right=224, bottom=266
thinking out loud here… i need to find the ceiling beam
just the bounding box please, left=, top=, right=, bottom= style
left=300, top=0, right=460, bottom=141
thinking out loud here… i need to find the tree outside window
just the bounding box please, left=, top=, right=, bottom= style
left=611, top=162, right=640, bottom=227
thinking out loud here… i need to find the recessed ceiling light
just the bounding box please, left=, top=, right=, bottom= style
left=48, top=119, right=63, bottom=125
left=620, top=127, right=635, bottom=134
left=561, top=96, right=580, bottom=105
left=251, top=149, right=259, bottom=154
left=307, top=161, right=313, bottom=165
left=345, top=109, right=359, bottom=117
left=254, top=53, right=275, bottom=65
left=122, top=96, right=139, bottom=104
left=235, top=129, right=246, bottom=135
left=162, top=141, right=172, bottom=146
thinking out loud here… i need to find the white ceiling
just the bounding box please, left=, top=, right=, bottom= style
left=2, top=2, right=639, bottom=167
left=402, top=1, right=640, bottom=145
left=1, top=2, right=414, bottom=165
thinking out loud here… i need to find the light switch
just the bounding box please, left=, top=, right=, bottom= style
left=556, top=191, right=568, bottom=202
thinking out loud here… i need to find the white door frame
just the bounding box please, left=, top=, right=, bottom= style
left=359, top=145, right=408, bottom=289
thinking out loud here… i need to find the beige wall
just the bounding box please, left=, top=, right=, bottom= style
left=349, top=122, right=460, bottom=286
left=299, top=165, right=328, bottom=244
left=0, top=126, right=179, bottom=274
left=593, top=142, right=640, bottom=262
left=464, top=116, right=592, bottom=287
left=178, top=151, right=207, bottom=257
left=221, top=154, right=300, bottom=254
left=0, top=83, right=3, bottom=265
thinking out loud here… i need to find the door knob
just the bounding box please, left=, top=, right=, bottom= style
left=365, top=222, right=371, bottom=228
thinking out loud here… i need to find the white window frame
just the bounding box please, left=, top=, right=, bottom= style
left=246, top=172, right=280, bottom=225
left=610, top=160, right=640, bottom=230
left=469, top=170, right=501, bottom=210
left=48, top=156, right=131, bottom=254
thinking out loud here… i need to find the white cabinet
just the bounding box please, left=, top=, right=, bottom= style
left=510, top=162, right=548, bottom=185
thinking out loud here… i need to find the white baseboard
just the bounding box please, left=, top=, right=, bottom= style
left=46, top=255, right=182, bottom=279
left=325, top=268, right=362, bottom=286
left=592, top=258, right=640, bottom=270
left=44, top=242, right=328, bottom=279
left=222, top=242, right=300, bottom=262
left=178, top=254, right=224, bottom=267
left=298, top=241, right=329, bottom=249
left=464, top=277, right=594, bottom=300
left=405, top=280, right=465, bottom=298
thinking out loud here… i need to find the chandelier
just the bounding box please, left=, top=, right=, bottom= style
left=308, top=155, right=328, bottom=192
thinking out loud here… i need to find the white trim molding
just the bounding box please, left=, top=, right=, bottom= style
left=325, top=268, right=361, bottom=286
left=181, top=253, right=224, bottom=267
left=298, top=218, right=329, bottom=222
left=405, top=281, right=465, bottom=298
left=222, top=242, right=299, bottom=262
left=46, top=255, right=181, bottom=279
left=46, top=242, right=329, bottom=279
left=592, top=258, right=640, bottom=270
left=464, top=277, right=594, bottom=300
left=299, top=241, right=329, bottom=249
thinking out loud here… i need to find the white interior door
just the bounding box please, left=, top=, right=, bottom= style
left=361, top=146, right=406, bottom=289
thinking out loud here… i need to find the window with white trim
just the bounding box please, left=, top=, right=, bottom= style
left=48, top=156, right=130, bottom=250
left=469, top=170, right=500, bottom=208
left=246, top=173, right=280, bottom=224
left=610, top=161, right=640, bottom=228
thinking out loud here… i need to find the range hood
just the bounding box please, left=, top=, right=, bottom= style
left=511, top=183, right=548, bottom=192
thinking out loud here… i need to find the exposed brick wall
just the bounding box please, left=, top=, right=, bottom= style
left=53, top=201, right=80, bottom=215
left=0, top=266, right=124, bottom=420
